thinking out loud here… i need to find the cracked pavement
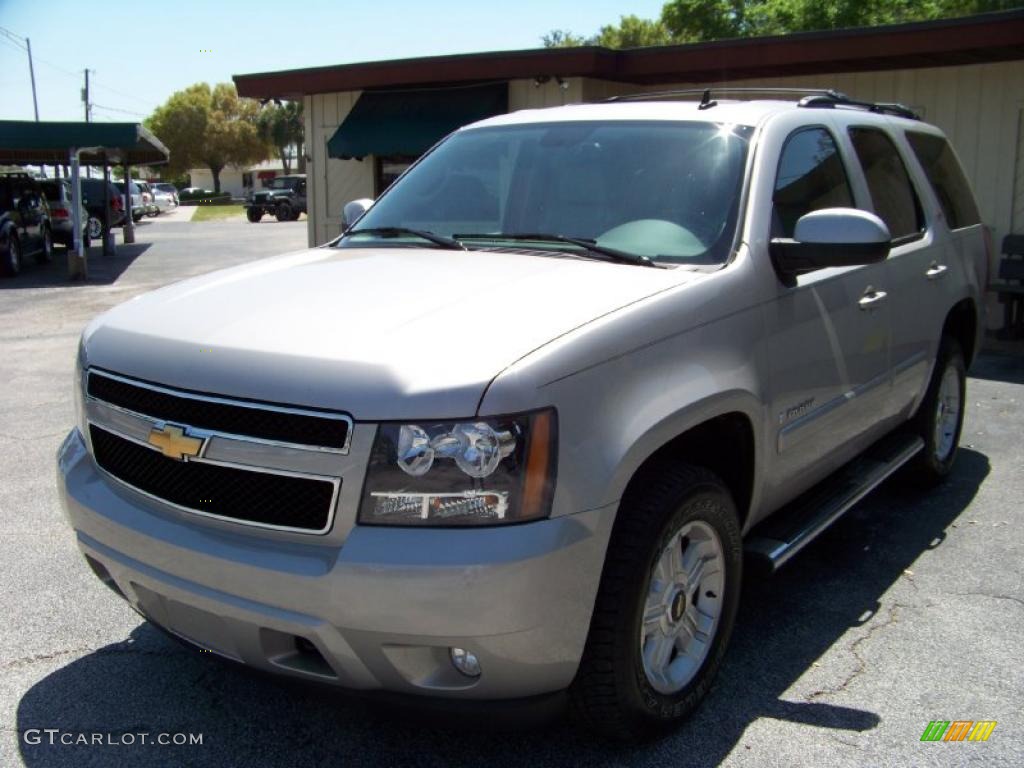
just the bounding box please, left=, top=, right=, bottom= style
left=2, top=217, right=1022, bottom=767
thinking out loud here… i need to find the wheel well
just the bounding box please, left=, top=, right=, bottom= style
left=943, top=299, right=978, bottom=367
left=622, top=412, right=755, bottom=528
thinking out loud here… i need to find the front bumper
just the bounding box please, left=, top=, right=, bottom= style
left=57, top=428, right=615, bottom=699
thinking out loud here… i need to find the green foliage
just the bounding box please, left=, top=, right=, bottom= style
left=146, top=83, right=270, bottom=193
left=544, top=0, right=1022, bottom=47
left=179, top=189, right=231, bottom=202
left=595, top=15, right=675, bottom=47
left=257, top=101, right=304, bottom=174
left=541, top=29, right=591, bottom=47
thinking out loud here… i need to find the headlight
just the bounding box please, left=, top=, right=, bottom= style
left=73, top=339, right=88, bottom=439
left=359, top=409, right=556, bottom=527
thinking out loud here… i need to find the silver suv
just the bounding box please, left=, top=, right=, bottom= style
left=58, top=90, right=987, bottom=740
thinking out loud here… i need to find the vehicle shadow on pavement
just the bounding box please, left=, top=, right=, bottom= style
left=0, top=243, right=151, bottom=290
left=968, top=344, right=1024, bottom=385
left=15, top=450, right=989, bottom=768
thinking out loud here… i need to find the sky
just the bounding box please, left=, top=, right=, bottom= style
left=0, top=0, right=666, bottom=123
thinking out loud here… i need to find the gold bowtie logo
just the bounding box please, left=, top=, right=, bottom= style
left=147, top=424, right=203, bottom=461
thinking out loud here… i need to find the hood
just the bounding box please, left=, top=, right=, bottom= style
left=83, top=247, right=698, bottom=420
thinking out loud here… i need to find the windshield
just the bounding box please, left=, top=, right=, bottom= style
left=268, top=177, right=297, bottom=190
left=344, top=120, right=753, bottom=264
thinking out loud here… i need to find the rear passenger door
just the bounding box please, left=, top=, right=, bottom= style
left=763, top=125, right=891, bottom=494
left=844, top=125, right=937, bottom=415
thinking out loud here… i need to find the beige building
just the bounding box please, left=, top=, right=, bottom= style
left=188, top=158, right=299, bottom=198
left=236, top=10, right=1024, bottom=320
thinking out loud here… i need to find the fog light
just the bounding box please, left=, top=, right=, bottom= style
left=450, top=647, right=481, bottom=678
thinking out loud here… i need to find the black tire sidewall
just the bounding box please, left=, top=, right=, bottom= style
left=623, top=483, right=743, bottom=725
left=36, top=227, right=53, bottom=264
left=276, top=203, right=292, bottom=222
left=3, top=233, right=21, bottom=276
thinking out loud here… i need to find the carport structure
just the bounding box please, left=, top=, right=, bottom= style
left=0, top=121, right=169, bottom=278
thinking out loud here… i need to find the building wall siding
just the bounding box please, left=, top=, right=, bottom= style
left=306, top=90, right=374, bottom=247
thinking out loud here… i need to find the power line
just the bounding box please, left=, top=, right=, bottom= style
left=0, top=25, right=26, bottom=49
left=90, top=77, right=156, bottom=109
left=92, top=103, right=147, bottom=118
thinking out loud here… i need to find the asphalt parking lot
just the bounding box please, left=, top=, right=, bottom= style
left=1, top=217, right=1022, bottom=767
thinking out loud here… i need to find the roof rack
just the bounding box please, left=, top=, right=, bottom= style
left=604, top=87, right=846, bottom=104
left=603, top=86, right=921, bottom=120
left=797, top=93, right=920, bottom=120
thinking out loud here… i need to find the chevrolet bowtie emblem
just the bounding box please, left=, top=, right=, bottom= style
left=147, top=424, right=203, bottom=461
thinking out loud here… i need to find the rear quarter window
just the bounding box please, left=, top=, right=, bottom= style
left=905, top=132, right=981, bottom=230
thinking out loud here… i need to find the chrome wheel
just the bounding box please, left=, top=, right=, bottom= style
left=87, top=217, right=102, bottom=240
left=933, top=364, right=961, bottom=462
left=640, top=520, right=725, bottom=695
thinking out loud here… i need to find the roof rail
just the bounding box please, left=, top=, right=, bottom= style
left=797, top=93, right=920, bottom=120
left=603, top=86, right=920, bottom=120
left=604, top=87, right=847, bottom=104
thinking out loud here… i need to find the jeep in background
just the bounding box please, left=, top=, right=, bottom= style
left=244, top=174, right=306, bottom=222
left=59, top=91, right=987, bottom=741
left=1, top=172, right=54, bottom=277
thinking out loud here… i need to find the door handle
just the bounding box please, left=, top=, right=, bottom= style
left=858, top=287, right=888, bottom=310
left=925, top=262, right=948, bottom=280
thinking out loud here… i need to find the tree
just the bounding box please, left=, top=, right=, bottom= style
left=146, top=83, right=269, bottom=193
left=544, top=0, right=1021, bottom=47
left=258, top=101, right=304, bottom=174
left=595, top=15, right=675, bottom=47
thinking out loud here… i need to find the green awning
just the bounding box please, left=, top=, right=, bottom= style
left=0, top=120, right=169, bottom=165
left=327, top=83, right=508, bottom=160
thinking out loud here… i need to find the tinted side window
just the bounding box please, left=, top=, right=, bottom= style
left=773, top=128, right=853, bottom=237
left=905, top=131, right=980, bottom=229
left=848, top=127, right=923, bottom=240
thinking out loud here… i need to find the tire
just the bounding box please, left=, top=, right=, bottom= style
left=35, top=226, right=53, bottom=264
left=569, top=463, right=743, bottom=742
left=275, top=202, right=293, bottom=222
left=905, top=336, right=966, bottom=485
left=132, top=212, right=143, bottom=224
left=1, top=232, right=22, bottom=277
left=87, top=216, right=103, bottom=241
left=246, top=208, right=262, bottom=223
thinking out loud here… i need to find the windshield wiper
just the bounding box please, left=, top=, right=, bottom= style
left=345, top=227, right=466, bottom=250
left=454, top=232, right=660, bottom=267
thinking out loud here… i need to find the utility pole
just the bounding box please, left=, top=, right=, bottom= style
left=83, top=69, right=91, bottom=122
left=26, top=38, right=38, bottom=121
left=0, top=26, right=39, bottom=121
left=82, top=70, right=92, bottom=177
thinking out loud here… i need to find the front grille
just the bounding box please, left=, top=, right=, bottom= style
left=90, top=425, right=337, bottom=532
left=87, top=371, right=349, bottom=450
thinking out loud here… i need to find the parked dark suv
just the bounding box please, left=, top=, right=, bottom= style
left=1, top=173, right=53, bottom=277
left=79, top=178, right=126, bottom=240
left=245, top=174, right=307, bottom=222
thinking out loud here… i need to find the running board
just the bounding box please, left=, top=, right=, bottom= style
left=745, top=432, right=924, bottom=571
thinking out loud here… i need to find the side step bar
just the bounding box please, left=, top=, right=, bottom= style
left=745, top=432, right=924, bottom=572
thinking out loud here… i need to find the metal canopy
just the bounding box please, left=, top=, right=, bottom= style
left=0, top=120, right=169, bottom=165
left=327, top=83, right=508, bottom=160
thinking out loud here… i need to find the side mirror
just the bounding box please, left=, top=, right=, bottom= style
left=770, top=208, right=890, bottom=284
left=341, top=198, right=373, bottom=231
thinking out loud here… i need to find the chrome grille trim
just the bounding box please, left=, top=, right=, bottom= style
left=87, top=368, right=353, bottom=454
left=84, top=368, right=348, bottom=535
